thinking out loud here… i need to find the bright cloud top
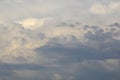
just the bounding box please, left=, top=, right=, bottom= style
left=17, top=18, right=49, bottom=30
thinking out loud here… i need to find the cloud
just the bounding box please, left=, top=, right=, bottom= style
left=0, top=0, right=120, bottom=25
left=90, top=1, right=120, bottom=15
left=17, top=18, right=51, bottom=30
left=0, top=63, right=46, bottom=79
left=1, top=18, right=120, bottom=65
left=0, top=63, right=45, bottom=70
left=35, top=22, right=120, bottom=64
left=0, top=0, right=30, bottom=4
left=0, top=23, right=48, bottom=64
left=0, top=16, right=120, bottom=79
left=0, top=59, right=120, bottom=80
left=0, top=70, right=14, bottom=77
left=71, top=60, right=120, bottom=80
left=0, top=0, right=120, bottom=79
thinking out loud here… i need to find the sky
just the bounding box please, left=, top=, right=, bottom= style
left=0, top=0, right=120, bottom=80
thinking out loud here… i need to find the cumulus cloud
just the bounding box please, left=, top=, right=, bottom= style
left=0, top=0, right=120, bottom=79
left=1, top=18, right=120, bottom=64
left=0, top=23, right=48, bottom=63
left=0, top=19, right=120, bottom=79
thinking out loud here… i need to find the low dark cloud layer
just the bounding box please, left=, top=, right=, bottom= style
left=0, top=63, right=45, bottom=70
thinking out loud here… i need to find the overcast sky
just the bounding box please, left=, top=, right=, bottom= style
left=0, top=0, right=120, bottom=80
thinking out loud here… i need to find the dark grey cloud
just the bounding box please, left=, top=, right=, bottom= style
left=32, top=22, right=120, bottom=79
left=72, top=61, right=120, bottom=80
left=0, top=70, right=14, bottom=77
left=56, top=21, right=81, bottom=27
left=35, top=22, right=120, bottom=64
left=0, top=63, right=48, bottom=79
left=0, top=63, right=45, bottom=70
